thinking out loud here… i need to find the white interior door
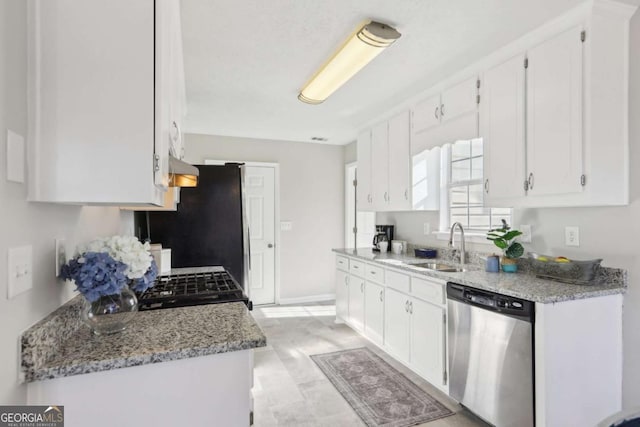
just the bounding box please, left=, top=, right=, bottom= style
left=245, top=166, right=276, bottom=305
left=346, top=163, right=375, bottom=249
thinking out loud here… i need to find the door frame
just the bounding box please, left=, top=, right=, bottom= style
left=204, top=160, right=281, bottom=305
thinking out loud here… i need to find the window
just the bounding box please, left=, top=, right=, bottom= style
left=441, top=138, right=511, bottom=233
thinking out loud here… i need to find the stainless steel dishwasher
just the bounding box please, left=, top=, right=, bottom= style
left=447, top=282, right=535, bottom=427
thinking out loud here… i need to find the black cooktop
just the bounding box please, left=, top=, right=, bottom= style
left=136, top=270, right=251, bottom=311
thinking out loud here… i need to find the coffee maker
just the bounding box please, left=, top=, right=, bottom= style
left=373, top=225, right=394, bottom=252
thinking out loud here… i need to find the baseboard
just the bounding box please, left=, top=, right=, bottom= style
left=278, top=293, right=336, bottom=305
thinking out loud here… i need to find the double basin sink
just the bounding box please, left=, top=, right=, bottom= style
left=377, top=259, right=466, bottom=273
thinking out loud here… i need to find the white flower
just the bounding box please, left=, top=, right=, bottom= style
left=82, top=235, right=152, bottom=280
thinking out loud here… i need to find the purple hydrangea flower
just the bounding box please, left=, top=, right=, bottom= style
left=131, top=258, right=158, bottom=293
left=60, top=252, right=128, bottom=302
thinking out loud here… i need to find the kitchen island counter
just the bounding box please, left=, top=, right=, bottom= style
left=21, top=297, right=266, bottom=382
left=333, top=248, right=626, bottom=303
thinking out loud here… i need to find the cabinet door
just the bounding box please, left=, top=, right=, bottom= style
left=481, top=54, right=526, bottom=204
left=526, top=26, right=583, bottom=197
left=410, top=299, right=446, bottom=388
left=441, top=76, right=478, bottom=123
left=348, top=276, right=365, bottom=332
left=388, top=111, right=411, bottom=210
left=356, top=130, right=373, bottom=211
left=384, top=288, right=411, bottom=363
left=364, top=282, right=385, bottom=346
left=412, top=94, right=442, bottom=133
left=335, top=270, right=349, bottom=321
left=371, top=121, right=390, bottom=210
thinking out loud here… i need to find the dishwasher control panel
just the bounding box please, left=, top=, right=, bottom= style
left=447, top=282, right=534, bottom=322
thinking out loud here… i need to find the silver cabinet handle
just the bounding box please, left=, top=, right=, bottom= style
left=384, top=192, right=388, bottom=202
left=528, top=173, right=534, bottom=190
left=404, top=189, right=408, bottom=200
left=484, top=179, right=489, bottom=194
left=440, top=103, right=445, bottom=117
left=368, top=194, right=372, bottom=204
left=379, top=290, right=383, bottom=302
left=370, top=271, right=376, bottom=275
left=434, top=106, right=439, bottom=119
left=345, top=276, right=349, bottom=285
left=405, top=300, right=409, bottom=312
left=409, top=301, right=413, bottom=314
left=267, top=243, right=274, bottom=248
left=361, top=282, right=364, bottom=293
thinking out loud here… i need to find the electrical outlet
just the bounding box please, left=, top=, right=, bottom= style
left=423, top=223, right=430, bottom=235
left=55, top=238, right=67, bottom=277
left=519, top=225, right=532, bottom=243
left=565, top=226, right=580, bottom=247
left=280, top=221, right=293, bottom=231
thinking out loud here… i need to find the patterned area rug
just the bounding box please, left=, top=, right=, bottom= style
left=311, top=347, right=453, bottom=427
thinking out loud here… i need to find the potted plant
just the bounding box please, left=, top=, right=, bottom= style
left=486, top=220, right=524, bottom=273
left=60, top=236, right=157, bottom=335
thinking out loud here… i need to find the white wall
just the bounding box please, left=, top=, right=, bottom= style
left=184, top=133, right=344, bottom=302
left=0, top=1, right=130, bottom=404
left=377, top=8, right=640, bottom=409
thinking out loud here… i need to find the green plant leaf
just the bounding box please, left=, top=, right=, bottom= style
left=493, top=240, right=508, bottom=250
left=502, top=230, right=523, bottom=241
left=506, top=242, right=524, bottom=258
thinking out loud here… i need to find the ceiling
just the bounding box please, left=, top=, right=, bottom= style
left=180, top=0, right=627, bottom=145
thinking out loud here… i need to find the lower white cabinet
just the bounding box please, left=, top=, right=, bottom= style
left=335, top=269, right=349, bottom=321
left=364, top=282, right=385, bottom=346
left=348, top=276, right=365, bottom=331
left=384, top=288, right=411, bottom=362
left=410, top=298, right=446, bottom=388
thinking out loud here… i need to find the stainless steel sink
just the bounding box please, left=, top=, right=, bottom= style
left=411, top=262, right=466, bottom=273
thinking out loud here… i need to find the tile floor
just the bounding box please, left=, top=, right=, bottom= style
left=251, top=302, right=488, bottom=427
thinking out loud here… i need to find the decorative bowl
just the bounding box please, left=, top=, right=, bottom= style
left=528, top=253, right=602, bottom=285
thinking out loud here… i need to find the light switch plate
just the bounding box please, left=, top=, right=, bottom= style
left=423, top=223, right=430, bottom=235
left=8, top=245, right=33, bottom=299
left=7, top=130, right=25, bottom=183
left=519, top=225, right=532, bottom=243
left=280, top=221, right=293, bottom=231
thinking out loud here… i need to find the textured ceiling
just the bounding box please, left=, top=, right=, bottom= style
left=180, top=0, right=624, bottom=145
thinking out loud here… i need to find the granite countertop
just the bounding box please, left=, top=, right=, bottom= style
left=333, top=248, right=626, bottom=304
left=21, top=297, right=266, bottom=383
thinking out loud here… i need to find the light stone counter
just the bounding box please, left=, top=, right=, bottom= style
left=21, top=297, right=266, bottom=382
left=333, top=248, right=626, bottom=303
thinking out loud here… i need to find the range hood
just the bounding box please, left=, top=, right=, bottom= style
left=168, top=156, right=199, bottom=187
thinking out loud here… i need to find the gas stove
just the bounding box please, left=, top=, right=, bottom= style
left=136, top=266, right=251, bottom=311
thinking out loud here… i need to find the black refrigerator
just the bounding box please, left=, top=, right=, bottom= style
left=135, top=164, right=250, bottom=290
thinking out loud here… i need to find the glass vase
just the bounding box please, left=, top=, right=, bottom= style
left=82, top=286, right=138, bottom=335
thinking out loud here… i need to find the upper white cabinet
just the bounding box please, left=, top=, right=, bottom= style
left=356, top=130, right=373, bottom=210
left=27, top=0, right=184, bottom=205
left=482, top=1, right=635, bottom=207
left=481, top=54, right=527, bottom=204
left=357, top=112, right=411, bottom=212
left=526, top=26, right=584, bottom=198
left=411, top=77, right=479, bottom=156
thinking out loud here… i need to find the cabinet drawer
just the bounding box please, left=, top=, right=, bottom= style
left=349, top=260, right=365, bottom=277
left=385, top=269, right=410, bottom=294
left=365, top=264, right=385, bottom=284
left=336, top=256, right=349, bottom=271
left=412, top=276, right=445, bottom=305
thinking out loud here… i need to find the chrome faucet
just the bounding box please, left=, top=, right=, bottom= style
left=449, top=222, right=466, bottom=264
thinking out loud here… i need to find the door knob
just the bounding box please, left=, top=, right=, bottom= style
left=267, top=243, right=274, bottom=248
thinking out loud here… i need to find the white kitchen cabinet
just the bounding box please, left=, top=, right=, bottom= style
left=364, top=282, right=385, bottom=346
left=410, top=298, right=446, bottom=388
left=371, top=122, right=389, bottom=211
left=348, top=276, right=365, bottom=332
left=411, top=77, right=479, bottom=156
left=384, top=287, right=411, bottom=363
left=356, top=130, right=373, bottom=210
left=526, top=26, right=584, bottom=198
left=481, top=53, right=527, bottom=204
left=335, top=269, right=349, bottom=322
left=387, top=111, right=412, bottom=210
left=27, top=0, right=185, bottom=206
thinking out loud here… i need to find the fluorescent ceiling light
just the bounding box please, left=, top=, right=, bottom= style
left=298, top=21, right=401, bottom=105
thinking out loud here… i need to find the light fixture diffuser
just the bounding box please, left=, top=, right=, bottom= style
left=298, top=21, right=401, bottom=104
